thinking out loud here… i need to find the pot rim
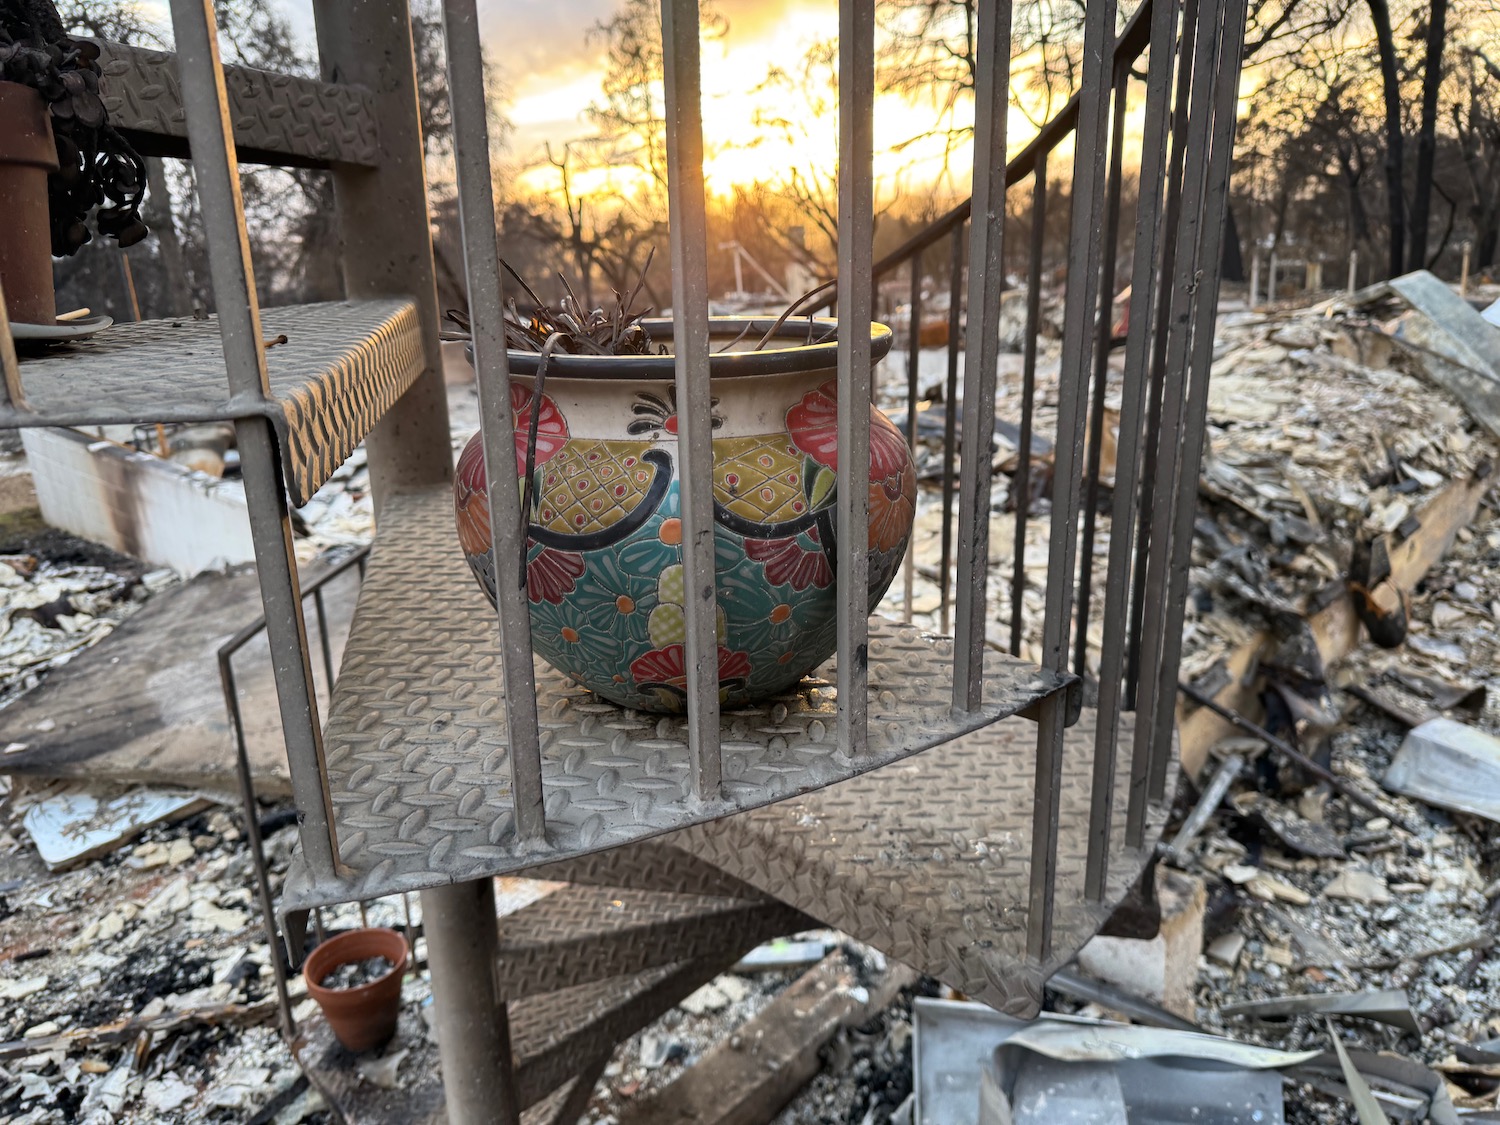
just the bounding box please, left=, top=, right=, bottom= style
left=494, top=315, right=893, bottom=379
left=302, top=926, right=409, bottom=1002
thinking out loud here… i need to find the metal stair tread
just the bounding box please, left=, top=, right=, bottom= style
left=494, top=882, right=809, bottom=999
left=93, top=38, right=379, bottom=168
left=279, top=484, right=1070, bottom=912
left=2, top=300, right=424, bottom=505
left=665, top=708, right=1175, bottom=1018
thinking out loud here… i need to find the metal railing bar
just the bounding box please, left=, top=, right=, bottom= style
left=1027, top=0, right=1117, bottom=966
left=1073, top=66, right=1130, bottom=682
left=903, top=252, right=923, bottom=623
left=953, top=0, right=1015, bottom=710
left=1084, top=0, right=1183, bottom=901
left=167, top=0, right=338, bottom=876
left=1010, top=158, right=1046, bottom=658
left=1127, top=0, right=1199, bottom=709
left=836, top=0, right=875, bottom=755
left=217, top=547, right=371, bottom=660
left=440, top=0, right=547, bottom=842
left=939, top=225, right=965, bottom=636
left=661, top=0, right=723, bottom=799
left=1127, top=0, right=1221, bottom=848
left=216, top=544, right=368, bottom=1044
left=847, top=0, right=1157, bottom=291
left=1146, top=0, right=1250, bottom=802
left=312, top=585, right=335, bottom=700
left=1043, top=0, right=1115, bottom=686
left=220, top=645, right=297, bottom=1042
left=166, top=0, right=268, bottom=406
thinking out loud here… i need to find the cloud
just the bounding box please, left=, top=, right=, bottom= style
left=477, top=0, right=617, bottom=81
left=713, top=0, right=836, bottom=45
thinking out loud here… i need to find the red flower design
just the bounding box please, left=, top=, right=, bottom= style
left=868, top=458, right=917, bottom=552
left=526, top=546, right=586, bottom=604
left=511, top=383, right=569, bottom=478
left=786, top=380, right=910, bottom=480
left=454, top=436, right=492, bottom=558
left=745, top=533, right=833, bottom=591
left=630, top=644, right=752, bottom=690
left=454, top=391, right=568, bottom=559
left=785, top=381, right=915, bottom=552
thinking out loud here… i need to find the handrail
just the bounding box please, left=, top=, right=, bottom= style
left=860, top=0, right=1156, bottom=290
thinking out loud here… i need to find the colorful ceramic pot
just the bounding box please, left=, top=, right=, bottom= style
left=454, top=317, right=915, bottom=713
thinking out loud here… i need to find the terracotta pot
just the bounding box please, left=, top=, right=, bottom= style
left=454, top=317, right=917, bottom=713
left=0, top=82, right=58, bottom=326
left=303, top=927, right=409, bottom=1053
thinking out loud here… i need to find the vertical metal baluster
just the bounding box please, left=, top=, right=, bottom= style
left=1127, top=0, right=1222, bottom=847
left=837, top=0, right=875, bottom=755
left=662, top=0, right=722, bottom=798
left=1147, top=0, right=1249, bottom=800
left=954, top=0, right=1014, bottom=708
left=314, top=0, right=451, bottom=512
left=1086, top=0, right=1182, bottom=902
left=167, top=0, right=337, bottom=875
left=1127, top=0, right=1198, bottom=708
left=903, top=251, right=923, bottom=622
left=220, top=648, right=296, bottom=1041
left=441, top=0, right=546, bottom=843
left=1073, top=67, right=1129, bottom=681
left=939, top=226, right=964, bottom=636
left=1029, top=0, right=1116, bottom=964
left=1010, top=157, right=1046, bottom=657
left=313, top=585, right=335, bottom=701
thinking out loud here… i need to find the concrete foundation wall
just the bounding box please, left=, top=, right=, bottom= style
left=21, top=427, right=255, bottom=575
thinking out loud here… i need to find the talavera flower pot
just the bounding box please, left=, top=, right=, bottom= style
left=454, top=317, right=916, bottom=713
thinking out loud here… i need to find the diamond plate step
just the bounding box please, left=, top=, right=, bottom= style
left=664, top=708, right=1175, bottom=1019
left=280, top=485, right=1070, bottom=911
left=523, top=840, right=765, bottom=899
left=93, top=39, right=378, bottom=168
left=297, top=956, right=744, bottom=1122
left=2, top=301, right=424, bottom=506
left=495, top=883, right=808, bottom=999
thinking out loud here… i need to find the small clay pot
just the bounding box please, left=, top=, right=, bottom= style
left=303, top=927, right=409, bottom=1053
left=0, top=81, right=59, bottom=326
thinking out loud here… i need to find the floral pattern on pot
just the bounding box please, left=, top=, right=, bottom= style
left=453, top=363, right=916, bottom=713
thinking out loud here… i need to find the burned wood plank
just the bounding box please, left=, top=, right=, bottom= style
left=622, top=952, right=917, bottom=1125
left=1177, top=469, right=1491, bottom=777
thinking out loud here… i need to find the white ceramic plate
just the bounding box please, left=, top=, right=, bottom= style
left=10, top=314, right=114, bottom=342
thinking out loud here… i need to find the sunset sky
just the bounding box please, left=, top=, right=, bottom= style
left=265, top=0, right=1051, bottom=200
left=473, top=0, right=1003, bottom=200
